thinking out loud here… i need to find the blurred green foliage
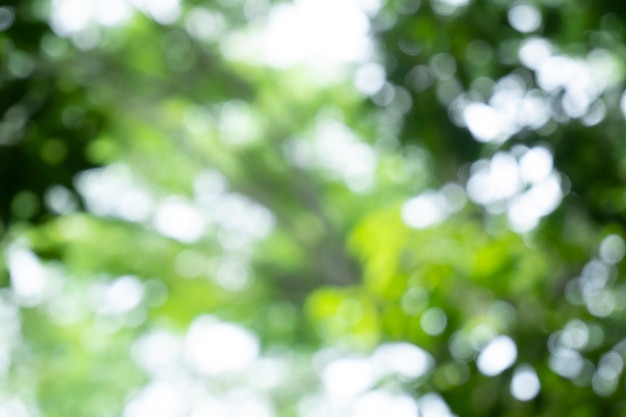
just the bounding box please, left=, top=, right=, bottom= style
left=2, top=0, right=626, bottom=416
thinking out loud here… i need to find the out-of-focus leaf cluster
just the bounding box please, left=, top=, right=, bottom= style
left=2, top=0, right=626, bottom=417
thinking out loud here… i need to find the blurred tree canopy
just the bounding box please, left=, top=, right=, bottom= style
left=2, top=0, right=626, bottom=416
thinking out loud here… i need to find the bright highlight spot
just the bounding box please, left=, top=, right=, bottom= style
left=189, top=394, right=274, bottom=417
left=519, top=38, right=552, bottom=70
left=262, top=0, right=373, bottom=68
left=0, top=398, right=32, bottom=417
left=153, top=197, right=206, bottom=243
left=418, top=393, right=455, bottom=417
left=45, top=185, right=78, bottom=215
left=351, top=391, right=418, bottom=417
left=599, top=234, right=625, bottom=264
left=371, top=342, right=433, bottom=380
left=354, top=63, right=386, bottom=96
left=467, top=156, right=519, bottom=207
left=421, top=308, right=447, bottom=336
left=184, top=315, right=259, bottom=376
left=464, top=103, right=503, bottom=143
left=124, top=378, right=190, bottom=417
left=402, top=191, right=447, bottom=229
left=597, top=351, right=623, bottom=381
left=185, top=7, right=225, bottom=42
left=287, top=120, right=378, bottom=192
left=50, top=0, right=133, bottom=36
left=466, top=148, right=562, bottom=233
left=92, top=275, right=144, bottom=316
left=8, top=246, right=49, bottom=307
left=132, top=329, right=182, bottom=374
left=477, top=335, right=517, bottom=376
left=549, top=348, right=583, bottom=379
left=402, top=183, right=467, bottom=229
left=130, top=0, right=181, bottom=24
left=75, top=164, right=155, bottom=222
left=431, top=0, right=471, bottom=16
left=519, top=146, right=552, bottom=184
left=212, top=193, right=275, bottom=243
left=0, top=7, right=15, bottom=31
left=558, top=320, right=589, bottom=350
left=507, top=173, right=562, bottom=232
left=132, top=330, right=182, bottom=374
left=508, top=3, right=541, bottom=33
left=322, top=357, right=375, bottom=400
left=510, top=365, right=540, bottom=401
